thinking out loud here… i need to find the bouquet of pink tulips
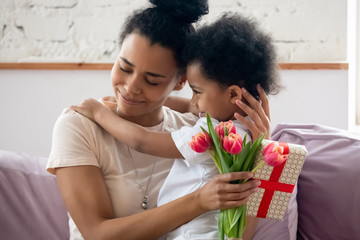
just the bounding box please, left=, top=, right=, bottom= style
left=189, top=114, right=288, bottom=240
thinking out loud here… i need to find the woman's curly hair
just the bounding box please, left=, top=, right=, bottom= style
left=183, top=13, right=282, bottom=98
left=119, top=0, right=208, bottom=74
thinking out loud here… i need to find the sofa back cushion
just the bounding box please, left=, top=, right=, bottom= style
left=0, top=150, right=69, bottom=240
left=272, top=124, right=360, bottom=240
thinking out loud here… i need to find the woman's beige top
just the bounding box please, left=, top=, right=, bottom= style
left=47, top=106, right=198, bottom=240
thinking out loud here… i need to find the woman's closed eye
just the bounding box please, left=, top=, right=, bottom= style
left=120, top=66, right=132, bottom=73
left=145, top=78, right=158, bottom=86
left=119, top=65, right=159, bottom=86
left=192, top=89, right=201, bottom=95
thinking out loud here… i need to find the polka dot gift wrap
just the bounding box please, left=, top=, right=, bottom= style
left=247, top=139, right=307, bottom=220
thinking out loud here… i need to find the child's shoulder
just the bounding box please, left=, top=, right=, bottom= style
left=162, top=106, right=199, bottom=130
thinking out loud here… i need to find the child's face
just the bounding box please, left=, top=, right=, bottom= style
left=186, top=63, right=237, bottom=121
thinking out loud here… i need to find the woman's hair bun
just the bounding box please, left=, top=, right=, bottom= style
left=149, top=0, right=208, bottom=24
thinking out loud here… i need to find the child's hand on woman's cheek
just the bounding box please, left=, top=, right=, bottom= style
left=195, top=172, right=261, bottom=211
left=234, top=84, right=271, bottom=140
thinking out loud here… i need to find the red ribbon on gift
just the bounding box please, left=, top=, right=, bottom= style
left=256, top=142, right=295, bottom=218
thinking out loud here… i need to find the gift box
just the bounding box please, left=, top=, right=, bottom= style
left=246, top=139, right=307, bottom=220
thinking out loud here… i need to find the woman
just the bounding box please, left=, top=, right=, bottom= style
left=47, top=1, right=270, bottom=239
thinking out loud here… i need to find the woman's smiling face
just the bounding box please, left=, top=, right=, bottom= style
left=112, top=33, right=185, bottom=126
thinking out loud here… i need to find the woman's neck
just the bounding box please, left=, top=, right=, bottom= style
left=117, top=107, right=164, bottom=127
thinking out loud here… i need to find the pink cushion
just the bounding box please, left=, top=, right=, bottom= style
left=0, top=150, right=69, bottom=240
left=271, top=124, right=360, bottom=240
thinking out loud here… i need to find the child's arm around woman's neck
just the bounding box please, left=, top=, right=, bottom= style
left=70, top=98, right=183, bottom=159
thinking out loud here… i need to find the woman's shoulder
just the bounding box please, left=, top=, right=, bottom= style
left=56, top=108, right=91, bottom=123
left=54, top=108, right=100, bottom=134
left=162, top=106, right=199, bottom=131
left=48, top=109, right=101, bottom=174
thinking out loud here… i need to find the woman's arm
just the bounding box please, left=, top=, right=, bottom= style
left=164, top=96, right=199, bottom=116
left=56, top=166, right=260, bottom=240
left=243, top=216, right=259, bottom=240
left=70, top=99, right=182, bottom=159
left=164, top=96, right=191, bottom=113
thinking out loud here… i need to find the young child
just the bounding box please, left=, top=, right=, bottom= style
left=71, top=13, right=280, bottom=240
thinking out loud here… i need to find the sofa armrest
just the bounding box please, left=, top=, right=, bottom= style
left=0, top=150, right=69, bottom=240
left=272, top=124, right=360, bottom=240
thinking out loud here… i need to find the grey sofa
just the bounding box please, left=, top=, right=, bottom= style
left=1, top=123, right=359, bottom=240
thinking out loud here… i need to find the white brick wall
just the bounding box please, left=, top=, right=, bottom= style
left=0, top=0, right=347, bottom=63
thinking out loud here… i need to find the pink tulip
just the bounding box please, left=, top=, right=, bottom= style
left=189, top=131, right=212, bottom=153
left=262, top=142, right=288, bottom=167
left=222, top=133, right=243, bottom=155
left=215, top=120, right=236, bottom=138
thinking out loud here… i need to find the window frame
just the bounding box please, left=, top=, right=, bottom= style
left=348, top=0, right=360, bottom=131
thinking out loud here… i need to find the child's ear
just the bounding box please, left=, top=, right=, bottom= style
left=173, top=75, right=187, bottom=91
left=228, top=85, right=242, bottom=104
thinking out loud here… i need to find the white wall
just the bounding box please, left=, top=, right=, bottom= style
left=270, top=70, right=348, bottom=128
left=0, top=69, right=348, bottom=156
left=0, top=70, right=112, bottom=156
left=0, top=0, right=347, bottom=63
left=0, top=0, right=351, bottom=155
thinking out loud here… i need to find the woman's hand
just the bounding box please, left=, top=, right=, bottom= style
left=234, top=84, right=271, bottom=140
left=70, top=98, right=110, bottom=122
left=196, top=172, right=261, bottom=211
